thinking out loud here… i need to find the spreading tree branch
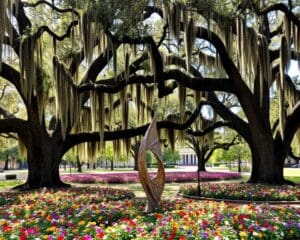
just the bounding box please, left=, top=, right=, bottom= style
left=78, top=70, right=233, bottom=94
left=0, top=118, right=28, bottom=134
left=34, top=20, right=78, bottom=41
left=258, top=3, right=300, bottom=28
left=186, top=121, right=234, bottom=136
left=23, top=1, right=80, bottom=17
left=64, top=100, right=206, bottom=151
left=0, top=63, right=22, bottom=98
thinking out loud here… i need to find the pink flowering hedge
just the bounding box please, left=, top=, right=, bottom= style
left=61, top=171, right=241, bottom=184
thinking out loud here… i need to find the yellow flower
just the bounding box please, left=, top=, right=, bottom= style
left=239, top=231, right=247, bottom=237
left=42, top=235, right=49, bottom=240
left=87, top=221, right=96, bottom=226
left=172, top=221, right=178, bottom=229
left=0, top=220, right=6, bottom=226
left=78, top=220, right=85, bottom=226
left=46, top=226, right=57, bottom=233
left=290, top=230, right=294, bottom=235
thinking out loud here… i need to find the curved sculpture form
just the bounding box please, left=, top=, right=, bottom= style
left=138, top=116, right=165, bottom=213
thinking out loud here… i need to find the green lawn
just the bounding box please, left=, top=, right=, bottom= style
left=0, top=180, right=23, bottom=190
left=285, top=176, right=300, bottom=182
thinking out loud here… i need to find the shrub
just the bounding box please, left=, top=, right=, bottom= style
left=61, top=171, right=241, bottom=184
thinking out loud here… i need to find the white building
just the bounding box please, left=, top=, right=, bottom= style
left=179, top=148, right=198, bottom=165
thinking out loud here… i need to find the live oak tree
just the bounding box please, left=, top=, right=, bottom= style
left=0, top=0, right=299, bottom=188
left=0, top=0, right=202, bottom=188
left=161, top=0, right=300, bottom=184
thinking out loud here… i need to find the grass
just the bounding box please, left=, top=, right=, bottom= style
left=285, top=176, right=300, bottom=183
left=0, top=180, right=23, bottom=190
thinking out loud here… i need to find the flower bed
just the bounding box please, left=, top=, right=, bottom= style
left=179, top=183, right=300, bottom=201
left=0, top=187, right=134, bottom=207
left=0, top=188, right=299, bottom=239
left=61, top=171, right=241, bottom=184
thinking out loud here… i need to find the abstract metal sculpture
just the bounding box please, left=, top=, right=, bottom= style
left=138, top=116, right=165, bottom=213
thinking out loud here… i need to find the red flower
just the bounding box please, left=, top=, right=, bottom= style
left=97, top=231, right=105, bottom=238
left=179, top=210, right=185, bottom=217
left=20, top=232, right=27, bottom=240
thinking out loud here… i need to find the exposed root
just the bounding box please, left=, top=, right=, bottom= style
left=11, top=181, right=71, bottom=192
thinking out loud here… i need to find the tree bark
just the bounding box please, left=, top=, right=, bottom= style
left=14, top=106, right=69, bottom=190
left=133, top=156, right=139, bottom=171
left=131, top=141, right=140, bottom=171
left=4, top=155, right=9, bottom=170
left=247, top=139, right=285, bottom=184
left=195, top=149, right=206, bottom=172
left=198, top=157, right=206, bottom=172
left=76, top=155, right=82, bottom=173
left=21, top=136, right=67, bottom=189
left=110, top=160, right=114, bottom=171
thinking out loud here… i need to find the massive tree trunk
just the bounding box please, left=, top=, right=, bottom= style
left=16, top=104, right=69, bottom=189
left=247, top=138, right=285, bottom=184
left=21, top=135, right=68, bottom=189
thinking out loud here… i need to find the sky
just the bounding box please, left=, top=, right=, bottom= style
left=288, top=60, right=300, bottom=79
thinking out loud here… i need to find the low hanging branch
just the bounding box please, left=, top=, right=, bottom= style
left=0, top=118, right=28, bottom=134
left=64, top=100, right=206, bottom=151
